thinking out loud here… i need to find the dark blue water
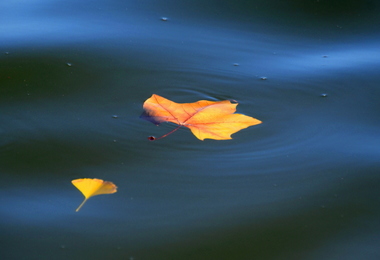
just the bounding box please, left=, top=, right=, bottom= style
left=1, top=1, right=380, bottom=259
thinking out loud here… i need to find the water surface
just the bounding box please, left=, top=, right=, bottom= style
left=1, top=0, right=380, bottom=259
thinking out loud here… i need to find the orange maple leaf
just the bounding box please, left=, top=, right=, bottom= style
left=141, top=94, right=262, bottom=140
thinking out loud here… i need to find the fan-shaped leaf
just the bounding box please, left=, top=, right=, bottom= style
left=72, top=178, right=117, bottom=212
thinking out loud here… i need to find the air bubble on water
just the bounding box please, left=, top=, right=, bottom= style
left=322, top=55, right=328, bottom=58
left=112, top=115, right=118, bottom=118
left=5, top=52, right=9, bottom=55
left=66, top=62, right=72, bottom=67
left=320, top=93, right=328, bottom=97
left=161, top=17, right=168, bottom=21
left=233, top=63, right=239, bottom=66
left=260, top=77, right=267, bottom=80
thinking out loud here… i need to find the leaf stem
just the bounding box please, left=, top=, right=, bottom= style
left=75, top=198, right=88, bottom=212
left=151, top=125, right=183, bottom=140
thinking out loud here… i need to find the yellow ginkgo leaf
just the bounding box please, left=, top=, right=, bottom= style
left=71, top=178, right=117, bottom=212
